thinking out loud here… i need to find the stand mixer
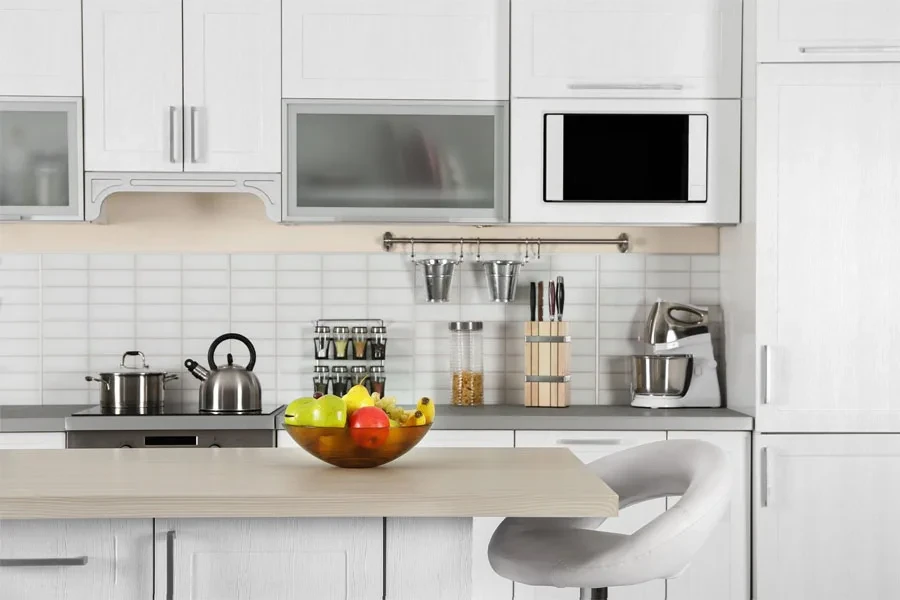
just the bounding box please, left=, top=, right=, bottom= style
left=630, top=301, right=721, bottom=409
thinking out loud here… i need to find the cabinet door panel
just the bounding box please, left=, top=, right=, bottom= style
left=0, top=432, right=65, bottom=449
left=83, top=0, right=183, bottom=172
left=0, top=0, right=81, bottom=96
left=155, top=518, right=383, bottom=600
left=757, top=64, right=900, bottom=431
left=183, top=0, right=280, bottom=172
left=759, top=0, right=900, bottom=62
left=513, top=431, right=667, bottom=600
left=283, top=0, right=509, bottom=100
left=666, top=432, right=749, bottom=600
left=512, top=0, right=741, bottom=99
left=0, top=519, right=152, bottom=600
left=757, top=435, right=900, bottom=599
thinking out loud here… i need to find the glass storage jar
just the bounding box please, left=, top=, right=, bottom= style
left=449, top=321, right=483, bottom=406
left=312, top=365, right=330, bottom=397
left=351, top=326, right=368, bottom=359
left=331, top=366, right=350, bottom=397
left=369, top=326, right=388, bottom=359
left=313, top=325, right=331, bottom=359
left=332, top=326, right=350, bottom=360
left=369, top=365, right=386, bottom=397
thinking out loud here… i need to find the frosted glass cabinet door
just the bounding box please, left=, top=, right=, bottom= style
left=284, top=101, right=508, bottom=223
left=0, top=98, right=82, bottom=220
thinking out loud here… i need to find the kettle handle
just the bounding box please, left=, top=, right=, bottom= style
left=208, top=333, right=256, bottom=371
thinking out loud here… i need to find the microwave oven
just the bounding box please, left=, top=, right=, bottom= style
left=510, top=98, right=740, bottom=224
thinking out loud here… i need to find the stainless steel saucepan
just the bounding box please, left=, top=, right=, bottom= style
left=85, top=351, right=178, bottom=409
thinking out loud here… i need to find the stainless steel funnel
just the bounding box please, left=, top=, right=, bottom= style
left=482, top=260, right=522, bottom=303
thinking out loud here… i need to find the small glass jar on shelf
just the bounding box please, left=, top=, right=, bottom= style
left=313, top=325, right=331, bottom=360
left=369, top=366, right=386, bottom=397
left=331, top=366, right=350, bottom=397
left=312, top=365, right=330, bottom=397
left=449, top=321, right=484, bottom=406
left=332, top=326, right=350, bottom=360
left=351, top=326, right=368, bottom=360
left=369, top=326, right=388, bottom=360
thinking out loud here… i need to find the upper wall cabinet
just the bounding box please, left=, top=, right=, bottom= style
left=83, top=0, right=280, bottom=173
left=0, top=0, right=82, bottom=97
left=282, top=0, right=510, bottom=100
left=512, top=0, right=742, bottom=99
left=759, top=0, right=900, bottom=62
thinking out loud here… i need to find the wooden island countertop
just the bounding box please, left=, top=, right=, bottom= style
left=0, top=448, right=618, bottom=520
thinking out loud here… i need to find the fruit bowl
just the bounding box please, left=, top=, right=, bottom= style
left=284, top=423, right=433, bottom=468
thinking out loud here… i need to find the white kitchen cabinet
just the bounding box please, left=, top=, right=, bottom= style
left=0, top=432, right=65, bottom=449
left=0, top=519, right=152, bottom=600
left=386, top=430, right=514, bottom=600
left=513, top=431, right=667, bottom=600
left=756, top=434, right=900, bottom=599
left=0, top=0, right=81, bottom=97
left=757, top=64, right=900, bottom=432
left=759, top=0, right=900, bottom=63
left=154, top=518, right=383, bottom=600
left=282, top=0, right=509, bottom=100
left=84, top=0, right=280, bottom=173
left=182, top=0, right=280, bottom=172
left=0, top=98, right=83, bottom=220
left=666, top=432, right=750, bottom=600
left=512, top=0, right=742, bottom=99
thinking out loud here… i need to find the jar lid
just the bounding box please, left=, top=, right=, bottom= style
left=314, top=325, right=331, bottom=334
left=370, top=326, right=387, bottom=334
left=449, top=321, right=483, bottom=331
left=350, top=365, right=368, bottom=374
left=331, top=366, right=349, bottom=374
left=333, top=326, right=350, bottom=333
left=313, top=365, right=330, bottom=373
left=351, top=326, right=368, bottom=334
left=369, top=365, right=385, bottom=373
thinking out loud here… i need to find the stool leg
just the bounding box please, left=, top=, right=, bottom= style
left=579, top=588, right=608, bottom=600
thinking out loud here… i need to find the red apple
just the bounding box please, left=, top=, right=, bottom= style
left=349, top=406, right=390, bottom=449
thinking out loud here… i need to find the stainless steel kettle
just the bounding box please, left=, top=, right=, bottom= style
left=185, top=333, right=262, bottom=413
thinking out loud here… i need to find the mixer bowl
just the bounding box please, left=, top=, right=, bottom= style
left=630, top=355, right=693, bottom=397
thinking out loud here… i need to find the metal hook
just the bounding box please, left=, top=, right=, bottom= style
left=458, top=239, right=465, bottom=263
left=476, top=239, right=481, bottom=262
left=410, top=240, right=416, bottom=262
left=537, top=240, right=542, bottom=261
left=524, top=239, right=530, bottom=264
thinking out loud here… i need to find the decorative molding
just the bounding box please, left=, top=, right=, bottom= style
left=84, top=172, right=282, bottom=222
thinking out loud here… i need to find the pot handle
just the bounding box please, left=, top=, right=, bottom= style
left=84, top=376, right=110, bottom=390
left=208, top=333, right=256, bottom=371
left=120, top=351, right=148, bottom=369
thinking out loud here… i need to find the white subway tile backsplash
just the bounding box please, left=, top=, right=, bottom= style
left=599, top=271, right=644, bottom=288
left=1, top=287, right=40, bottom=304
left=231, top=254, right=276, bottom=271
left=183, top=254, right=229, bottom=270
left=277, top=254, right=322, bottom=271
left=0, top=338, right=40, bottom=356
left=645, top=271, right=691, bottom=289
left=550, top=254, right=597, bottom=271
left=136, top=321, right=181, bottom=339
left=185, top=270, right=229, bottom=288
left=89, top=254, right=134, bottom=270
left=43, top=321, right=88, bottom=339
left=2, top=322, right=40, bottom=339
left=0, top=270, right=39, bottom=287
left=0, top=356, right=40, bottom=372
left=231, top=288, right=276, bottom=305
left=136, top=270, right=181, bottom=287
left=89, top=304, right=134, bottom=322
left=323, top=254, right=367, bottom=270
left=136, top=304, right=181, bottom=321
left=600, top=254, right=645, bottom=271
left=691, top=255, right=720, bottom=272
left=182, top=287, right=225, bottom=305
left=231, top=270, right=275, bottom=288
left=646, top=255, right=691, bottom=271
left=277, top=270, right=323, bottom=289
left=0, top=305, right=39, bottom=322
left=41, top=338, right=87, bottom=356
left=42, top=286, right=88, bottom=304
left=136, top=254, right=181, bottom=270
left=323, top=270, right=367, bottom=288
left=691, top=272, right=720, bottom=289
left=89, top=287, right=135, bottom=305
left=42, top=304, right=88, bottom=322
left=42, top=269, right=88, bottom=286
left=42, top=254, right=88, bottom=269
left=0, top=254, right=39, bottom=269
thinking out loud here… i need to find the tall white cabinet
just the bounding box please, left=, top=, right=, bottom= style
left=83, top=0, right=280, bottom=173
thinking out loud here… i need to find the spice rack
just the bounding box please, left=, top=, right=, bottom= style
left=312, top=319, right=387, bottom=398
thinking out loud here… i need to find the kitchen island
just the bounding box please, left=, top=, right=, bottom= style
left=0, top=447, right=616, bottom=600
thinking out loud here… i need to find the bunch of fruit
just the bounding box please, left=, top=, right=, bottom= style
left=283, top=380, right=435, bottom=449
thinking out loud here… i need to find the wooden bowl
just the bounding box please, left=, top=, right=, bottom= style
left=283, top=423, right=432, bottom=468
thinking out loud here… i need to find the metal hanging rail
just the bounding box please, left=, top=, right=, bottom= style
left=381, top=232, right=630, bottom=253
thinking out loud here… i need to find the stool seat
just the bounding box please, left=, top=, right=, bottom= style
left=489, top=439, right=730, bottom=591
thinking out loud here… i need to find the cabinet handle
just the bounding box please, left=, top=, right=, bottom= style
left=759, top=345, right=773, bottom=405
left=190, top=107, right=202, bottom=163
left=166, top=530, right=175, bottom=600
left=0, top=215, right=25, bottom=221
left=799, top=45, right=900, bottom=54
left=168, top=106, right=180, bottom=163
left=761, top=447, right=774, bottom=507
left=0, top=557, right=88, bottom=567
left=567, top=82, right=684, bottom=91
left=556, top=439, right=623, bottom=446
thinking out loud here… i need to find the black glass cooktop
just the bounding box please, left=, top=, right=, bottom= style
left=71, top=403, right=285, bottom=417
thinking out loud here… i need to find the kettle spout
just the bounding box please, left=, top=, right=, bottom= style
left=184, top=359, right=210, bottom=382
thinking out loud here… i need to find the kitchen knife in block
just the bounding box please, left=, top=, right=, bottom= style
left=538, top=321, right=552, bottom=406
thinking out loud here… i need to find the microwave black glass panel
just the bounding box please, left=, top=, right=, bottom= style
left=545, top=114, right=692, bottom=202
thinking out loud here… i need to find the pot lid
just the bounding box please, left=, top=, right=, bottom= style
left=96, top=351, right=171, bottom=376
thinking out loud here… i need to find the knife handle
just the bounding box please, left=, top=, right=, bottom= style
left=557, top=278, right=565, bottom=321
left=549, top=281, right=556, bottom=319
left=530, top=282, right=536, bottom=322
left=537, top=281, right=544, bottom=321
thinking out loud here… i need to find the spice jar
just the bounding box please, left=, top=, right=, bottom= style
left=369, top=365, right=386, bottom=397
left=369, top=326, right=387, bottom=359
left=351, top=326, right=368, bottom=360
left=350, top=365, right=370, bottom=392
left=313, top=325, right=331, bottom=360
left=331, top=366, right=350, bottom=397
left=312, top=365, right=330, bottom=397
left=332, top=326, right=350, bottom=360
left=449, top=321, right=484, bottom=406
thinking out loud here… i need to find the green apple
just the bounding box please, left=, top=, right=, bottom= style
left=284, top=395, right=346, bottom=428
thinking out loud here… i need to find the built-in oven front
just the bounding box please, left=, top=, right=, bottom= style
left=510, top=98, right=740, bottom=224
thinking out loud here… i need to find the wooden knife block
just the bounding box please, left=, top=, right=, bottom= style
left=524, top=321, right=570, bottom=408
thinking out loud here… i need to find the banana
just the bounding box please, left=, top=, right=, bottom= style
left=413, top=410, right=426, bottom=426
left=402, top=412, right=417, bottom=427
left=416, top=397, right=435, bottom=424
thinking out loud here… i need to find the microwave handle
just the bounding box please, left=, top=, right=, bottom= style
left=567, top=82, right=684, bottom=91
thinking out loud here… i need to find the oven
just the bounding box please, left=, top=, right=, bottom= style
left=510, top=98, right=740, bottom=224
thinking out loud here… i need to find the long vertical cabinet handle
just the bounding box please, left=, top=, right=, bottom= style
left=761, top=447, right=774, bottom=507
left=166, top=530, right=176, bottom=600
left=759, top=345, right=773, bottom=404
left=190, top=107, right=201, bottom=163
left=168, top=106, right=181, bottom=163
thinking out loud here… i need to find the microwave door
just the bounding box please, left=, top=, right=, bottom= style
left=543, top=113, right=708, bottom=203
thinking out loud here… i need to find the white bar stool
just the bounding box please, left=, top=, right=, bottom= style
left=488, top=439, right=731, bottom=599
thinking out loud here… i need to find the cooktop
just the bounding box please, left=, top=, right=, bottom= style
left=70, top=403, right=285, bottom=417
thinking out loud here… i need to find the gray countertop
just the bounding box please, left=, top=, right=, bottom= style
left=1, top=404, right=752, bottom=434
